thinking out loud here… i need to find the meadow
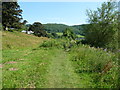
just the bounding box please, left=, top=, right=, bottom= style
left=56, top=32, right=84, bottom=38
left=1, top=31, right=119, bottom=88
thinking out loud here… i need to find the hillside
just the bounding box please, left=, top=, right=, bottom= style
left=43, top=23, right=89, bottom=35
left=2, top=31, right=48, bottom=50
left=72, top=24, right=89, bottom=35
left=43, top=23, right=80, bottom=34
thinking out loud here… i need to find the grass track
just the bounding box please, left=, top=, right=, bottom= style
left=44, top=49, right=84, bottom=88
left=2, top=48, right=87, bottom=88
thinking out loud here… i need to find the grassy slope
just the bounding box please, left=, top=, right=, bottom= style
left=2, top=48, right=55, bottom=88
left=2, top=31, right=48, bottom=50
left=2, top=31, right=49, bottom=88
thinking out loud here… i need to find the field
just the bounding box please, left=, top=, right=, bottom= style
left=77, top=34, right=84, bottom=38
left=56, top=32, right=84, bottom=38
left=1, top=31, right=119, bottom=88
left=56, top=32, right=63, bottom=36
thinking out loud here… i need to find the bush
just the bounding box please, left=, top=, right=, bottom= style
left=39, top=39, right=77, bottom=50
left=39, top=39, right=63, bottom=48
left=8, top=29, right=14, bottom=32
left=51, top=32, right=58, bottom=38
left=29, top=22, right=48, bottom=37
left=63, top=28, right=76, bottom=40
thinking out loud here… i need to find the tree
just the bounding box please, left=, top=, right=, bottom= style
left=51, top=32, right=58, bottom=38
left=85, top=0, right=118, bottom=48
left=63, top=28, right=76, bottom=40
left=22, top=20, right=28, bottom=25
left=29, top=22, right=47, bottom=37
left=2, top=2, right=23, bottom=30
left=22, top=20, right=28, bottom=33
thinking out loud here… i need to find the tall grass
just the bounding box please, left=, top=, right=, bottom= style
left=69, top=44, right=119, bottom=88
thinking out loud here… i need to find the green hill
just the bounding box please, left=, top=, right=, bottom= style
left=43, top=23, right=80, bottom=34
left=71, top=24, right=89, bottom=35
left=43, top=23, right=89, bottom=35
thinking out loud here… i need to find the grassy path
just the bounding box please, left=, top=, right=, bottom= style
left=44, top=49, right=84, bottom=88
left=2, top=48, right=89, bottom=88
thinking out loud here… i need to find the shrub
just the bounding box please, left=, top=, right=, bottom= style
left=63, top=28, right=76, bottom=40
left=8, top=28, right=14, bottom=32
left=39, top=39, right=63, bottom=48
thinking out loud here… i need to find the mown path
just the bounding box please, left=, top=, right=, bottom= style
left=44, top=49, right=84, bottom=88
left=3, top=48, right=87, bottom=88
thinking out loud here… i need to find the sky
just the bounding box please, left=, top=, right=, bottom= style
left=18, top=2, right=104, bottom=26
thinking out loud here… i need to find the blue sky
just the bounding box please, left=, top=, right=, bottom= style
left=18, top=2, right=103, bottom=25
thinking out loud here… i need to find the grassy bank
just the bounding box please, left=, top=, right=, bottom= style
left=2, top=31, right=48, bottom=50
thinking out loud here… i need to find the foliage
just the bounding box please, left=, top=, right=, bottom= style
left=72, top=24, right=89, bottom=36
left=63, top=28, right=76, bottom=40
left=51, top=32, right=59, bottom=38
left=39, top=38, right=77, bottom=51
left=85, top=0, right=118, bottom=49
left=29, top=22, right=47, bottom=37
left=27, top=23, right=86, bottom=37
left=2, top=2, right=23, bottom=30
left=46, top=32, right=61, bottom=39
left=56, top=33, right=63, bottom=36
left=22, top=20, right=28, bottom=25
left=0, top=23, right=2, bottom=30
left=43, top=23, right=81, bottom=34
left=26, top=24, right=31, bottom=27
left=70, top=44, right=119, bottom=88
left=39, top=39, right=64, bottom=48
